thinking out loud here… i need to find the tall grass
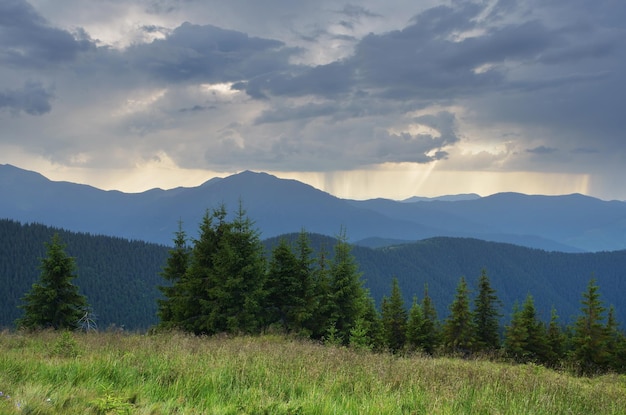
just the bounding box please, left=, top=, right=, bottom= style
left=1, top=330, right=625, bottom=414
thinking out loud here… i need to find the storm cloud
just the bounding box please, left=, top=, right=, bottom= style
left=1, top=0, right=625, bottom=199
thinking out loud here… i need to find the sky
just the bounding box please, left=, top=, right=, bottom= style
left=1, top=0, right=625, bottom=200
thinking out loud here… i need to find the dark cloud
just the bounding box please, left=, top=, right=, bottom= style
left=178, top=104, right=217, bottom=113
left=0, top=81, right=53, bottom=115
left=125, top=22, right=294, bottom=83
left=526, top=146, right=558, bottom=155
left=374, top=111, right=460, bottom=164
left=2, top=0, right=625, bottom=199
left=0, top=0, right=93, bottom=67
left=337, top=4, right=381, bottom=19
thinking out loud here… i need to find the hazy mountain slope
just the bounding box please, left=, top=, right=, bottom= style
left=349, top=193, right=626, bottom=252
left=3, top=164, right=626, bottom=252
left=0, top=165, right=440, bottom=245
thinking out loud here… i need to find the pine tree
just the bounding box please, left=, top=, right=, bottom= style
left=17, top=233, right=89, bottom=330
left=406, top=296, right=425, bottom=352
left=571, top=279, right=610, bottom=375
left=293, top=230, right=316, bottom=335
left=212, top=202, right=267, bottom=334
left=309, top=244, right=333, bottom=340
left=420, top=285, right=441, bottom=355
left=360, top=291, right=384, bottom=351
left=328, top=228, right=365, bottom=343
left=157, top=220, right=190, bottom=329
left=381, top=277, right=408, bottom=353
left=442, top=277, right=475, bottom=355
left=545, top=307, right=566, bottom=368
left=266, top=238, right=302, bottom=331
left=504, top=301, right=528, bottom=362
left=604, top=305, right=625, bottom=373
left=159, top=204, right=267, bottom=335
left=504, top=295, right=549, bottom=364
left=472, top=269, right=502, bottom=352
left=520, top=295, right=550, bottom=364
left=179, top=208, right=224, bottom=334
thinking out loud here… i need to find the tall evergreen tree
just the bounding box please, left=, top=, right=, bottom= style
left=266, top=238, right=305, bottom=332
left=17, top=233, right=89, bottom=330
left=360, top=290, right=384, bottom=351
left=157, top=220, right=190, bottom=329
left=420, top=285, right=441, bottom=355
left=293, top=230, right=316, bottom=334
left=309, top=244, right=333, bottom=340
left=504, top=294, right=549, bottom=364
left=605, top=305, right=626, bottom=373
left=381, top=277, right=408, bottom=352
left=443, top=277, right=475, bottom=354
left=503, top=301, right=528, bottom=362
left=545, top=307, right=566, bottom=368
left=212, top=202, right=267, bottom=334
left=406, top=296, right=425, bottom=352
left=328, top=228, right=365, bottom=343
left=571, top=279, right=609, bottom=375
left=177, top=208, right=224, bottom=334
left=472, top=269, right=502, bottom=352
left=521, top=295, right=550, bottom=364
left=158, top=204, right=267, bottom=335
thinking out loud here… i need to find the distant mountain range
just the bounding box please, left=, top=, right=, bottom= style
left=2, top=163, right=626, bottom=252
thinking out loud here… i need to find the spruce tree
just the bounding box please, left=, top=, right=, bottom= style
left=360, top=291, right=384, bottom=351
left=420, top=285, right=441, bottom=355
left=160, top=204, right=267, bottom=335
left=472, top=269, right=502, bottom=352
left=605, top=305, right=626, bottom=373
left=443, top=277, right=475, bottom=354
left=212, top=202, right=267, bottom=334
left=293, top=230, right=316, bottom=334
left=381, top=277, right=408, bottom=352
left=266, top=238, right=303, bottom=332
left=406, top=296, right=425, bottom=352
left=571, top=279, right=609, bottom=375
left=309, top=244, right=333, bottom=340
left=545, top=307, right=566, bottom=368
left=520, top=295, right=550, bottom=364
left=504, top=301, right=528, bottom=362
left=179, top=208, right=224, bottom=334
left=157, top=220, right=190, bottom=329
left=17, top=233, right=89, bottom=330
left=504, top=295, right=549, bottom=364
left=328, top=228, right=365, bottom=343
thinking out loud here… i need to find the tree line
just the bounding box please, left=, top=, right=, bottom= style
left=13, top=205, right=626, bottom=376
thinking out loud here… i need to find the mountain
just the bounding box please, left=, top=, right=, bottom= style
left=401, top=193, right=481, bottom=202
left=3, top=164, right=626, bottom=252
left=348, top=193, right=626, bottom=252
left=4, top=220, right=626, bottom=331
left=0, top=219, right=169, bottom=330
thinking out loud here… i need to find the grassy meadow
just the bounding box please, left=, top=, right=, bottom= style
left=1, top=331, right=625, bottom=414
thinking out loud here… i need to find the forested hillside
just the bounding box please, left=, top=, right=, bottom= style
left=0, top=219, right=169, bottom=329
left=2, top=219, right=626, bottom=331
left=263, top=234, right=626, bottom=326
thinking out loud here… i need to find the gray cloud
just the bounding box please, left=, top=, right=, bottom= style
left=527, top=146, right=558, bottom=155
left=2, top=0, right=626, bottom=198
left=125, top=22, right=294, bottom=83
left=0, top=81, right=53, bottom=115
left=0, top=0, right=93, bottom=68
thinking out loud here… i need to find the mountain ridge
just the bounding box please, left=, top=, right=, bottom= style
left=2, top=163, right=626, bottom=252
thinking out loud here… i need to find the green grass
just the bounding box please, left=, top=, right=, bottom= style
left=1, top=330, right=625, bottom=414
